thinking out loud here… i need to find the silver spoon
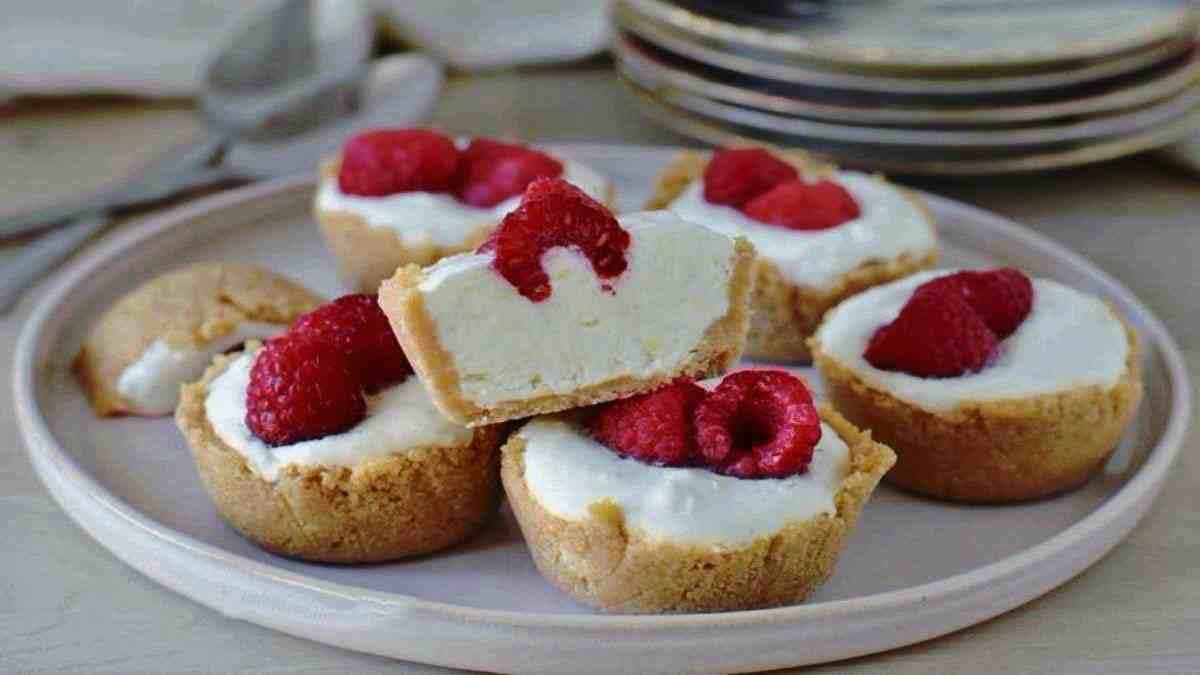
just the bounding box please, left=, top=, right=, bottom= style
left=0, top=0, right=371, bottom=313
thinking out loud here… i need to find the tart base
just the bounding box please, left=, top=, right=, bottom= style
left=378, top=237, right=757, bottom=428
left=810, top=316, right=1143, bottom=503
left=647, top=150, right=938, bottom=362
left=500, top=405, right=896, bottom=613
left=315, top=159, right=618, bottom=294
left=75, top=262, right=322, bottom=417
left=315, top=160, right=495, bottom=293
left=176, top=354, right=505, bottom=563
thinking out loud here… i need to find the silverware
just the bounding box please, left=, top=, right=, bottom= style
left=0, top=0, right=371, bottom=313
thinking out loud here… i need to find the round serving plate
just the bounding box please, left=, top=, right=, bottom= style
left=614, top=3, right=1197, bottom=97
left=621, top=0, right=1196, bottom=70
left=623, top=76, right=1200, bottom=149
left=14, top=146, right=1191, bottom=674
left=616, top=33, right=1200, bottom=127
left=628, top=90, right=1200, bottom=175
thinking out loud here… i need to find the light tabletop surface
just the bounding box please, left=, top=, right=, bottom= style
left=2, top=67, right=1198, bottom=674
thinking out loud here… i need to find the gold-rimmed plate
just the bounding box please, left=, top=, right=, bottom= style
left=621, top=0, right=1197, bottom=70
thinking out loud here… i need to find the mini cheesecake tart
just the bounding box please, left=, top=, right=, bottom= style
left=379, top=179, right=755, bottom=427
left=810, top=269, right=1143, bottom=503
left=501, top=397, right=895, bottom=614
left=315, top=131, right=614, bottom=293
left=177, top=346, right=504, bottom=563
left=648, top=149, right=938, bottom=362
left=75, top=262, right=322, bottom=417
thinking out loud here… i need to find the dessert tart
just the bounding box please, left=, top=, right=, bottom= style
left=75, top=262, right=322, bottom=417
left=176, top=294, right=504, bottom=563
left=315, top=128, right=614, bottom=292
left=501, top=370, right=896, bottom=613
left=811, top=268, right=1142, bottom=503
left=379, top=178, right=755, bottom=427
left=648, top=147, right=938, bottom=362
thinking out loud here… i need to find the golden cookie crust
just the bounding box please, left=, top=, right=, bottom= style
left=809, top=311, right=1143, bottom=503
left=315, top=158, right=618, bottom=294
left=500, top=405, right=896, bottom=613
left=74, top=262, right=323, bottom=417
left=176, top=352, right=506, bottom=563
left=647, top=150, right=938, bottom=362
left=378, top=237, right=756, bottom=427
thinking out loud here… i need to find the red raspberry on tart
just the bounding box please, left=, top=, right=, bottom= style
left=337, top=128, right=461, bottom=196
left=456, top=138, right=564, bottom=208
left=587, top=370, right=823, bottom=479
left=742, top=179, right=860, bottom=231
left=245, top=333, right=367, bottom=446
left=703, top=147, right=798, bottom=207
left=484, top=177, right=630, bottom=301
left=245, top=293, right=414, bottom=445
left=863, top=268, right=1033, bottom=378
left=291, top=293, right=412, bottom=392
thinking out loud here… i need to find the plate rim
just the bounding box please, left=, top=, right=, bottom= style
left=627, top=88, right=1200, bottom=175
left=13, top=161, right=1193, bottom=668
left=620, top=0, right=1197, bottom=70
left=615, top=4, right=1197, bottom=95
left=616, top=34, right=1200, bottom=126
left=626, top=77, right=1200, bottom=148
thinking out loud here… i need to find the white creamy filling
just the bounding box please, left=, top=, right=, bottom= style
left=815, top=270, right=1130, bottom=410
left=316, top=156, right=611, bottom=248
left=667, top=171, right=936, bottom=291
left=204, top=353, right=472, bottom=481
left=416, top=211, right=740, bottom=407
left=116, top=321, right=282, bottom=415
left=520, top=418, right=850, bottom=546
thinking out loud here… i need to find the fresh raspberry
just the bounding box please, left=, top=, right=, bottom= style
left=245, top=335, right=366, bottom=446
left=486, top=177, right=630, bottom=302
left=455, top=138, right=564, bottom=208
left=337, top=128, right=461, bottom=196
left=703, top=147, right=799, bottom=207
left=917, top=268, right=1033, bottom=338
left=741, top=179, right=860, bottom=231
left=587, top=381, right=707, bottom=466
left=864, top=286, right=999, bottom=378
left=290, top=294, right=412, bottom=392
left=693, top=370, right=822, bottom=479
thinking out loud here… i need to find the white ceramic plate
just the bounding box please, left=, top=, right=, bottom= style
left=14, top=146, right=1191, bottom=674
left=628, top=87, right=1200, bottom=175
left=625, top=78, right=1200, bottom=148
left=615, top=5, right=1197, bottom=97
left=621, top=0, right=1195, bottom=70
left=617, top=35, right=1200, bottom=127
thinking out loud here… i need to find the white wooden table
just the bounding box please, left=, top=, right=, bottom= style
left=2, top=68, right=1198, bottom=674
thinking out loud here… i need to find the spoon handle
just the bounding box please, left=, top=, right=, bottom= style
left=0, top=164, right=237, bottom=314
left=0, top=213, right=107, bottom=314
left=0, top=133, right=229, bottom=241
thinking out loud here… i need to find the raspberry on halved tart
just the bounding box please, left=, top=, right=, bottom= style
left=741, top=179, right=860, bottom=231
left=337, top=128, right=461, bottom=197
left=693, top=370, right=822, bottom=479
left=587, top=381, right=707, bottom=466
left=916, top=268, right=1033, bottom=339
left=456, top=138, right=564, bottom=208
left=703, top=147, right=799, bottom=207
left=290, top=293, right=412, bottom=392
left=864, top=285, right=999, bottom=378
left=245, top=334, right=367, bottom=446
left=485, top=177, right=630, bottom=302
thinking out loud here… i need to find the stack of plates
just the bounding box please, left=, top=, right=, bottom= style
left=613, top=0, right=1200, bottom=175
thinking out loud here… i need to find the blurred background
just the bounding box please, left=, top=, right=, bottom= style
left=1, top=0, right=1199, bottom=311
